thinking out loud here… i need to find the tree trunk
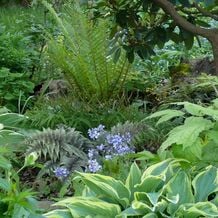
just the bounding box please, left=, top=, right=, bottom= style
left=211, top=37, right=218, bottom=75
left=153, top=0, right=218, bottom=75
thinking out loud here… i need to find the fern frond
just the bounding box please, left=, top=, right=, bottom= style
left=44, top=2, right=131, bottom=103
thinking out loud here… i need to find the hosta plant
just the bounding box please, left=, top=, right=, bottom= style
left=145, top=99, right=218, bottom=166
left=0, top=107, right=27, bottom=149
left=44, top=159, right=218, bottom=217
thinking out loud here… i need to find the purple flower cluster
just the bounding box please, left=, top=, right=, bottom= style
left=54, top=167, right=70, bottom=178
left=87, top=159, right=102, bottom=173
left=107, top=132, right=133, bottom=156
left=86, top=124, right=135, bottom=173
left=88, top=124, right=105, bottom=140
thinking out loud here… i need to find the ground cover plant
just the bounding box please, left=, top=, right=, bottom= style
left=0, top=0, right=218, bottom=217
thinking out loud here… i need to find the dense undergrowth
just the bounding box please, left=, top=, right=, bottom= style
left=0, top=1, right=217, bottom=217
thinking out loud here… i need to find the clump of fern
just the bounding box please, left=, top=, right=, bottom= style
left=42, top=1, right=131, bottom=104
left=26, top=126, right=91, bottom=175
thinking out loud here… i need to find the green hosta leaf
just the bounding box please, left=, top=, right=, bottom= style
left=44, top=209, right=73, bottom=218
left=116, top=206, right=142, bottom=217
left=132, top=201, right=152, bottom=214
left=165, top=171, right=194, bottom=215
left=141, top=159, right=180, bottom=182
left=125, top=162, right=142, bottom=201
left=160, top=117, right=213, bottom=151
left=176, top=202, right=218, bottom=217
left=145, top=109, right=184, bottom=125
left=74, top=172, right=130, bottom=208
left=0, top=130, right=24, bottom=146
left=135, top=176, right=164, bottom=194
left=192, top=166, right=218, bottom=202
left=0, top=113, right=27, bottom=127
left=54, top=197, right=121, bottom=217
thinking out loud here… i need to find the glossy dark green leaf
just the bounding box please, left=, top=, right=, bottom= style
left=178, top=0, right=191, bottom=7
left=126, top=50, right=135, bottom=63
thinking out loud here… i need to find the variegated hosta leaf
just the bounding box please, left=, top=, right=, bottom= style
left=74, top=172, right=130, bottom=208
left=53, top=197, right=121, bottom=217
left=192, top=166, right=218, bottom=202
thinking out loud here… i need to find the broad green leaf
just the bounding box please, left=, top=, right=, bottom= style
left=12, top=205, right=30, bottom=218
left=165, top=171, right=194, bottom=215
left=125, top=162, right=142, bottom=201
left=142, top=213, right=158, bottom=218
left=174, top=102, right=218, bottom=119
left=160, top=117, right=213, bottom=151
left=192, top=166, right=218, bottom=202
left=141, top=159, right=179, bottom=182
left=176, top=202, right=218, bottom=217
left=0, top=178, right=10, bottom=191
left=116, top=206, right=142, bottom=217
left=54, top=197, right=121, bottom=217
left=0, top=130, right=25, bottom=146
left=74, top=172, right=130, bottom=208
left=0, top=113, right=27, bottom=127
left=132, top=201, right=152, bottom=214
left=144, top=109, right=184, bottom=125
left=0, top=155, right=12, bottom=170
left=44, top=209, right=73, bottom=218
left=171, top=138, right=203, bottom=161
left=178, top=0, right=191, bottom=7
left=201, top=141, right=218, bottom=163
left=135, top=176, right=164, bottom=193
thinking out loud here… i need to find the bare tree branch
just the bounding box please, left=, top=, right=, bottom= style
left=193, top=2, right=218, bottom=21
left=153, top=0, right=218, bottom=39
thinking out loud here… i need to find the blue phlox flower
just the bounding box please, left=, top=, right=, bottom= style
left=106, top=134, right=123, bottom=147
left=88, top=124, right=105, bottom=140
left=88, top=159, right=102, bottom=173
left=88, top=148, right=98, bottom=159
left=96, top=144, right=105, bottom=151
left=54, top=167, right=70, bottom=178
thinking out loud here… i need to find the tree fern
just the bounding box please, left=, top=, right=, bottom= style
left=43, top=1, right=131, bottom=104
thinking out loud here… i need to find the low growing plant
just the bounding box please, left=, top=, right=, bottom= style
left=44, top=159, right=218, bottom=217
left=0, top=111, right=41, bottom=217
left=145, top=99, right=218, bottom=167
left=26, top=126, right=91, bottom=177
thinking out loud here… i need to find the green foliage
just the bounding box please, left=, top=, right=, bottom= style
left=93, top=0, right=217, bottom=64
left=0, top=111, right=40, bottom=217
left=26, top=126, right=91, bottom=175
left=0, top=68, right=35, bottom=111
left=0, top=108, right=27, bottom=148
left=43, top=1, right=131, bottom=104
left=0, top=7, right=52, bottom=111
left=26, top=98, right=147, bottom=134
left=44, top=159, right=218, bottom=217
left=146, top=100, right=218, bottom=165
